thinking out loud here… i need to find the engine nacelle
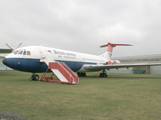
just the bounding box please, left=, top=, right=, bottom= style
left=106, top=60, right=121, bottom=65
left=113, top=60, right=121, bottom=65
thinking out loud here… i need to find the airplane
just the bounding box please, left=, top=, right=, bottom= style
left=1, top=42, right=161, bottom=81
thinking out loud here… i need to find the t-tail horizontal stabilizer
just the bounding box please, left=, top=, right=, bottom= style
left=100, top=42, right=132, bottom=60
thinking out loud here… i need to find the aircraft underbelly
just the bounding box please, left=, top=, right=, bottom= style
left=6, top=58, right=48, bottom=73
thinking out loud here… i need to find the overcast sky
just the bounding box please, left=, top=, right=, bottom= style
left=0, top=0, right=161, bottom=57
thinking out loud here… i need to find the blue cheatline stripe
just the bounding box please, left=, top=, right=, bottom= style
left=6, top=58, right=98, bottom=73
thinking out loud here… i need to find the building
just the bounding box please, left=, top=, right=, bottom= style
left=110, top=54, right=161, bottom=74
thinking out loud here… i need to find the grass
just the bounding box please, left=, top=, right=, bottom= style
left=0, top=71, right=161, bottom=120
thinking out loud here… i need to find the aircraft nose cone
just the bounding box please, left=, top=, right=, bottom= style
left=2, top=58, right=7, bottom=65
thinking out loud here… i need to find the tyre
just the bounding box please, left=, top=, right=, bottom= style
left=32, top=74, right=39, bottom=81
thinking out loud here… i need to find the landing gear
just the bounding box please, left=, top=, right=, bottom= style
left=77, top=72, right=86, bottom=77
left=100, top=73, right=108, bottom=77
left=99, top=70, right=108, bottom=78
left=31, top=74, right=39, bottom=81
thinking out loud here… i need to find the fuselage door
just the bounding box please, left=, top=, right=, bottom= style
left=38, top=48, right=48, bottom=62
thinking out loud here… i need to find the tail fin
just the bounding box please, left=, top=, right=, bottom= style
left=100, top=42, right=132, bottom=60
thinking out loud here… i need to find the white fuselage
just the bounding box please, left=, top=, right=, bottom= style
left=4, top=46, right=108, bottom=73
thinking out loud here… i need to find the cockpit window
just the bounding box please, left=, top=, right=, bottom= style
left=13, top=49, right=31, bottom=55
left=18, top=50, right=23, bottom=54
left=23, top=51, right=26, bottom=55
left=27, top=51, right=31, bottom=55
left=14, top=50, right=20, bottom=55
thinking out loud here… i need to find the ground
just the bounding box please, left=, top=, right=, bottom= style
left=0, top=71, right=161, bottom=120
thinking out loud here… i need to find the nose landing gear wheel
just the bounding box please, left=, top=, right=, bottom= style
left=32, top=74, right=39, bottom=81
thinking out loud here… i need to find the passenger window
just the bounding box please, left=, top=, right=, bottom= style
left=27, top=51, right=31, bottom=55
left=23, top=51, right=26, bottom=55
left=48, top=50, right=53, bottom=54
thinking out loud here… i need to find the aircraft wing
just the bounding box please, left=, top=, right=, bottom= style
left=83, top=63, right=161, bottom=71
left=0, top=48, right=12, bottom=53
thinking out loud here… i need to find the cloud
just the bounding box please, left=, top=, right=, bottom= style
left=98, top=23, right=143, bottom=42
left=0, top=0, right=161, bottom=56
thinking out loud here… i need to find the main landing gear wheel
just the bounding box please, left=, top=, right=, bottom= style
left=100, top=70, right=108, bottom=78
left=99, top=73, right=108, bottom=77
left=32, top=74, right=39, bottom=81
left=77, top=72, right=86, bottom=77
